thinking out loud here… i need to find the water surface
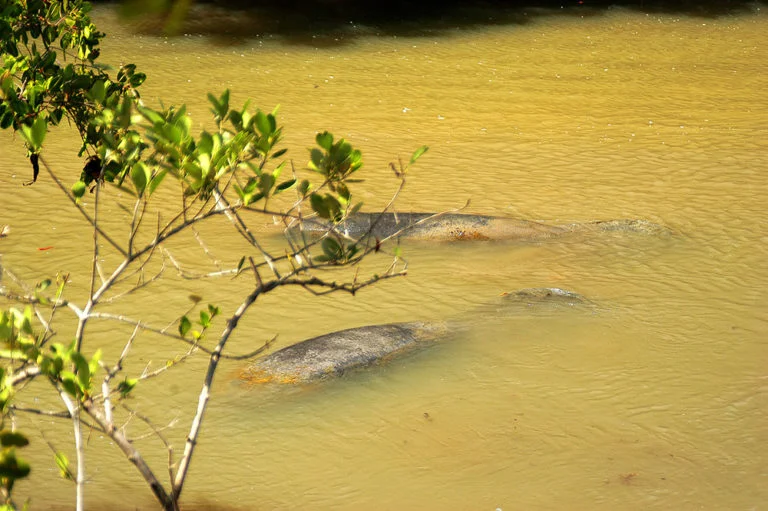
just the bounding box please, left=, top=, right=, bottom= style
left=1, top=4, right=766, bottom=510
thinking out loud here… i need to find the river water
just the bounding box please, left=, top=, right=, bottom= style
left=1, top=3, right=766, bottom=510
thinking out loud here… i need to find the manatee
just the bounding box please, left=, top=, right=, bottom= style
left=499, top=287, right=595, bottom=310
left=465, top=287, right=596, bottom=319
left=501, top=287, right=589, bottom=305
left=241, top=322, right=448, bottom=384
left=293, top=212, right=668, bottom=242
left=241, top=288, right=597, bottom=385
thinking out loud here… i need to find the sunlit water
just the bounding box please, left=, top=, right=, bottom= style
left=1, top=4, right=766, bottom=510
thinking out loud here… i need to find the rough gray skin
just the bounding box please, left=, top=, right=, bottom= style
left=498, top=287, right=594, bottom=311
left=241, top=322, right=447, bottom=384
left=241, top=287, right=596, bottom=385
left=295, top=213, right=668, bottom=241
left=502, top=287, right=588, bottom=304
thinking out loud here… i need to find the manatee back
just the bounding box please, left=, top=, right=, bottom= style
left=241, top=322, right=445, bottom=384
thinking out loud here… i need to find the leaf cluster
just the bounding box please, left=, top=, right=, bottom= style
left=0, top=0, right=145, bottom=182
left=0, top=2, right=429, bottom=510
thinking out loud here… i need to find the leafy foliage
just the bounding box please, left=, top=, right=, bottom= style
left=0, top=1, right=427, bottom=510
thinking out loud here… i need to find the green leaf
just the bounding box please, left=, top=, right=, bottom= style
left=71, top=180, right=87, bottom=200
left=148, top=169, right=167, bottom=195
left=0, top=111, right=13, bottom=129
left=0, top=449, right=31, bottom=479
left=70, top=352, right=90, bottom=392
left=179, top=316, right=191, bottom=337
left=228, top=110, right=243, bottom=129
left=337, top=183, right=350, bottom=201
left=20, top=116, right=48, bottom=150
left=0, top=349, right=26, bottom=360
left=89, top=79, right=106, bottom=103
left=316, top=131, right=333, bottom=151
left=129, top=72, right=146, bottom=88
left=60, top=371, right=79, bottom=398
left=409, top=145, right=429, bottom=164
left=254, top=111, right=272, bottom=136
left=309, top=148, right=324, bottom=173
left=0, top=431, right=29, bottom=448
left=321, top=237, right=341, bottom=260
left=138, top=106, right=164, bottom=126
left=117, top=378, right=138, bottom=398
left=272, top=161, right=286, bottom=179
left=258, top=173, right=275, bottom=195
left=131, top=162, right=149, bottom=193
left=55, top=451, right=73, bottom=480
left=324, top=195, right=342, bottom=221
left=271, top=148, right=288, bottom=159
left=88, top=349, right=102, bottom=378
left=199, top=310, right=210, bottom=328
left=310, top=193, right=329, bottom=219
left=275, top=179, right=296, bottom=192
left=207, top=90, right=230, bottom=120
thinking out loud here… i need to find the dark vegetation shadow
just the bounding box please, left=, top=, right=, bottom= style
left=113, top=0, right=766, bottom=47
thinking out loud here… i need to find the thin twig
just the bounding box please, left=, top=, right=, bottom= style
left=102, top=324, right=141, bottom=428
left=80, top=398, right=174, bottom=508
left=89, top=181, right=101, bottom=305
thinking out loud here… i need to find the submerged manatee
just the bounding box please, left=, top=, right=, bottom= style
left=241, top=322, right=448, bottom=384
left=241, top=288, right=596, bottom=385
left=467, top=287, right=595, bottom=319
left=501, top=287, right=589, bottom=305
left=295, top=212, right=668, bottom=241
left=498, top=287, right=595, bottom=312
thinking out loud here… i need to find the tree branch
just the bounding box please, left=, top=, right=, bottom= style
left=59, top=391, right=85, bottom=511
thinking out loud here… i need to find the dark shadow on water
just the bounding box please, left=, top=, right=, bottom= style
left=113, top=0, right=766, bottom=46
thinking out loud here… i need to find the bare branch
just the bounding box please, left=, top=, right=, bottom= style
left=39, top=272, right=71, bottom=347
left=120, top=403, right=176, bottom=446
left=11, top=405, right=70, bottom=419
left=171, top=278, right=278, bottom=500
left=192, top=227, right=222, bottom=269
left=81, top=398, right=174, bottom=509
left=163, top=248, right=237, bottom=280
left=127, top=194, right=148, bottom=257
left=11, top=405, right=102, bottom=432
left=212, top=188, right=276, bottom=265
left=101, top=259, right=166, bottom=304
left=87, top=312, right=269, bottom=360
left=102, top=324, right=141, bottom=428
left=7, top=365, right=41, bottom=387
left=0, top=289, right=83, bottom=318
left=89, top=181, right=102, bottom=302
left=59, top=391, right=85, bottom=511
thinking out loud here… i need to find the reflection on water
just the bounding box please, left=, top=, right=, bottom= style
left=1, top=3, right=766, bottom=510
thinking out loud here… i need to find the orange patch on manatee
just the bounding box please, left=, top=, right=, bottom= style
left=238, top=368, right=301, bottom=385
left=448, top=229, right=490, bottom=241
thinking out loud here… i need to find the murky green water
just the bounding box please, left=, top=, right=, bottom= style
left=1, top=3, right=766, bottom=510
